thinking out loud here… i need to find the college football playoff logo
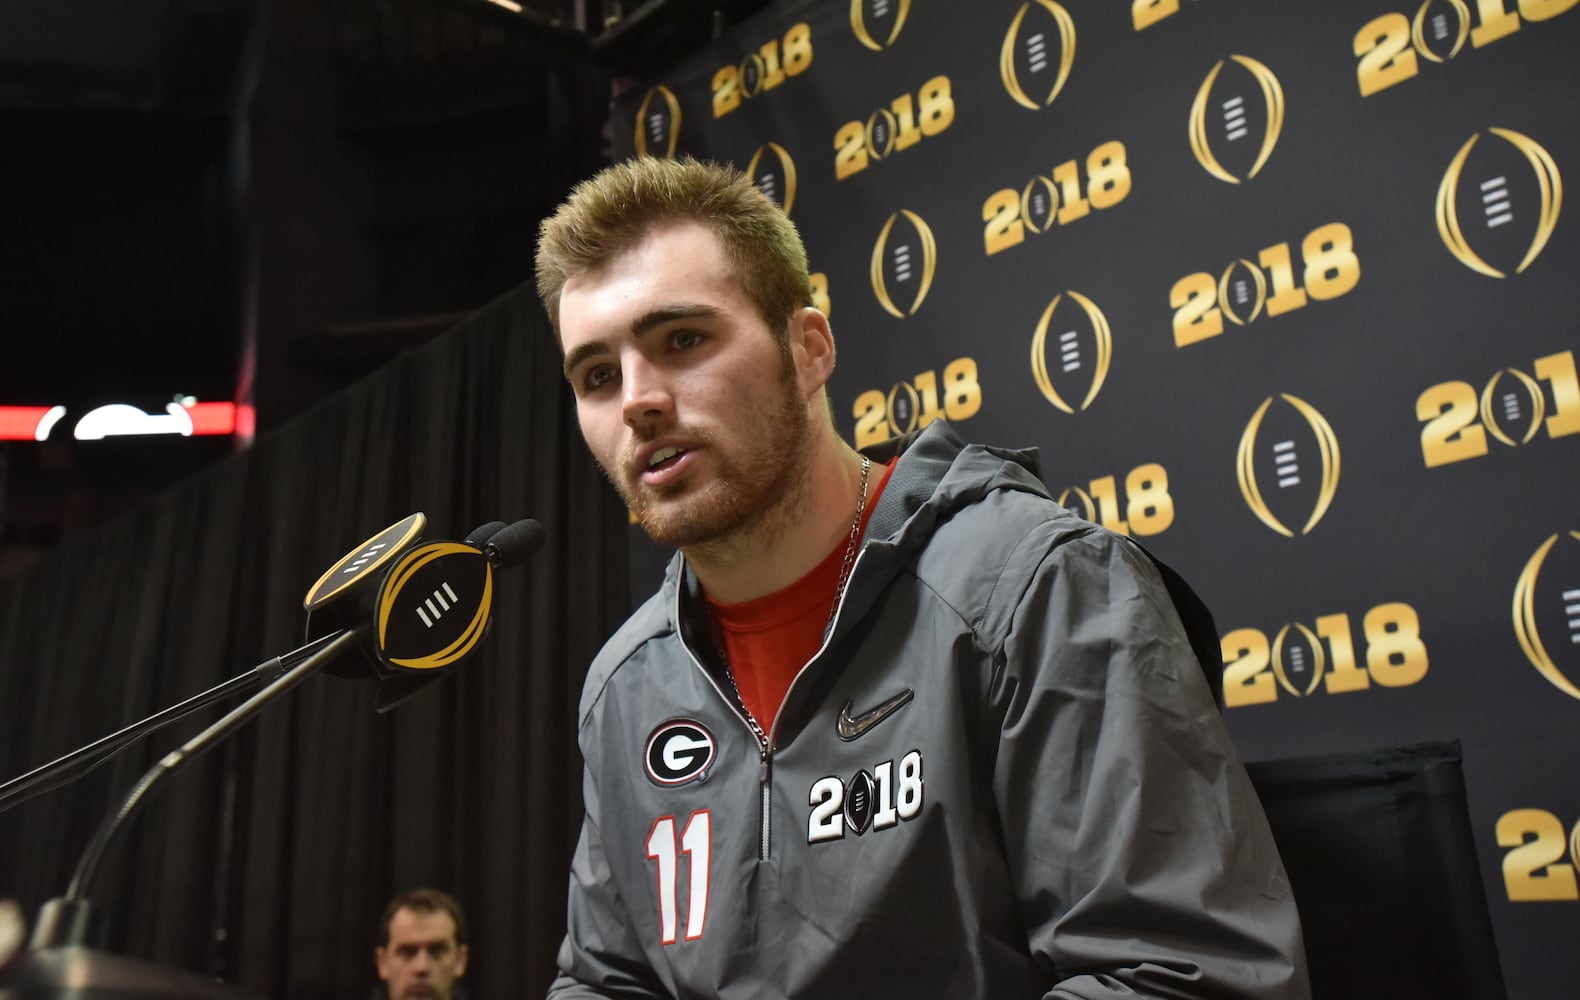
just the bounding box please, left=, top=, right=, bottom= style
left=1219, top=259, right=1266, bottom=325
left=1412, top=0, right=1470, bottom=62
left=1029, top=291, right=1112, bottom=414
left=1000, top=0, right=1076, bottom=110
left=1513, top=530, right=1580, bottom=701
left=1056, top=486, right=1095, bottom=521
left=1189, top=55, right=1285, bottom=184
left=633, top=85, right=682, bottom=158
left=870, top=210, right=938, bottom=318
left=850, top=0, right=911, bottom=51
left=1271, top=623, right=1325, bottom=697
left=885, top=379, right=922, bottom=436
left=747, top=142, right=798, bottom=215
left=1237, top=394, right=1341, bottom=537
left=375, top=542, right=493, bottom=671
left=1480, top=367, right=1547, bottom=446
left=1436, top=128, right=1562, bottom=278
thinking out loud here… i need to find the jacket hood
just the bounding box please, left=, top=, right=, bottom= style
left=579, top=421, right=1054, bottom=724
left=859, top=419, right=1049, bottom=552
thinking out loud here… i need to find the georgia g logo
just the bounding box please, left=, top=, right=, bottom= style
left=1513, top=530, right=1580, bottom=702
left=1189, top=55, right=1285, bottom=184
left=1436, top=127, right=1562, bottom=278
left=645, top=720, right=716, bottom=787
left=1236, top=393, right=1341, bottom=537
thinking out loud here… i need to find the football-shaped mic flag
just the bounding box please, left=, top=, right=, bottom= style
left=302, top=513, right=426, bottom=612
left=296, top=514, right=546, bottom=711
left=302, top=513, right=429, bottom=679
left=374, top=519, right=544, bottom=672
left=374, top=541, right=492, bottom=672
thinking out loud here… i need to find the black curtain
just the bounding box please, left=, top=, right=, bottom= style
left=0, top=285, right=629, bottom=999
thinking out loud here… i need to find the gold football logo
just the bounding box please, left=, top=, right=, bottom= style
left=376, top=542, right=493, bottom=671
left=1480, top=368, right=1547, bottom=446
left=1056, top=486, right=1096, bottom=521
left=1412, top=0, right=1470, bottom=62
left=1271, top=623, right=1325, bottom=697
left=1236, top=394, right=1340, bottom=537
left=850, top=0, right=911, bottom=51
left=747, top=142, right=798, bottom=216
left=1436, top=128, right=1562, bottom=278
left=870, top=210, right=938, bottom=318
left=1573, top=822, right=1580, bottom=880
left=1218, top=259, right=1266, bottom=326
left=1000, top=1, right=1076, bottom=110
left=1513, top=530, right=1580, bottom=701
left=1029, top=291, right=1112, bottom=413
left=633, top=85, right=682, bottom=158
left=1189, top=55, right=1285, bottom=184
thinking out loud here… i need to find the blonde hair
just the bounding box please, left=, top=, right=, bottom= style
left=535, top=156, right=813, bottom=339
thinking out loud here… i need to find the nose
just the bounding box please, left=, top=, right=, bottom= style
left=621, top=355, right=674, bottom=429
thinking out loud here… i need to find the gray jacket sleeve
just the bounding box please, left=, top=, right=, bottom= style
left=546, top=770, right=669, bottom=999
left=989, top=526, right=1310, bottom=999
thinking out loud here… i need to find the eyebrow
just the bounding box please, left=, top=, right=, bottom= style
left=562, top=303, right=723, bottom=381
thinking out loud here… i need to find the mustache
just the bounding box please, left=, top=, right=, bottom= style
left=622, top=425, right=714, bottom=474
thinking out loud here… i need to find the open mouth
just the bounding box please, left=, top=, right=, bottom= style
left=646, top=446, right=686, bottom=472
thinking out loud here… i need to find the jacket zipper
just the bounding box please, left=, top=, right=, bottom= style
left=768, top=547, right=870, bottom=747
left=758, top=548, right=871, bottom=856
left=728, top=684, right=774, bottom=861
left=755, top=740, right=771, bottom=861
left=675, top=548, right=870, bottom=862
left=697, top=659, right=772, bottom=860
left=675, top=585, right=775, bottom=861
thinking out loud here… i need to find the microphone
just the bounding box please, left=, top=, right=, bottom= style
left=12, top=512, right=547, bottom=966
left=464, top=519, right=509, bottom=548
left=303, top=515, right=547, bottom=712
left=480, top=517, right=546, bottom=568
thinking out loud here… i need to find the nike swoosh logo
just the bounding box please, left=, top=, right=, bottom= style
left=836, top=689, right=914, bottom=741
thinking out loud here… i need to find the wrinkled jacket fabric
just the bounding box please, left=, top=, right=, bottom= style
left=549, top=421, right=1309, bottom=999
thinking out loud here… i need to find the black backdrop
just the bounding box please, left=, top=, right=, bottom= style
left=611, top=2, right=1580, bottom=998
left=0, top=290, right=628, bottom=998
left=3, top=2, right=1578, bottom=998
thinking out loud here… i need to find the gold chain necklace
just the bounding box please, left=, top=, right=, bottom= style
left=713, top=454, right=872, bottom=744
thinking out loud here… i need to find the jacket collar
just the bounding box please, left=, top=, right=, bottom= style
left=658, top=420, right=1051, bottom=641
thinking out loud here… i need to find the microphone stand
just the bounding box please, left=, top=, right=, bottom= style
left=30, top=628, right=366, bottom=950
left=3, top=516, right=541, bottom=995
left=0, top=632, right=346, bottom=816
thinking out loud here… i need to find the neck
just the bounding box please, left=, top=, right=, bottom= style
left=684, top=425, right=867, bottom=603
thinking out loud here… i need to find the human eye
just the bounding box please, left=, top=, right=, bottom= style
left=670, top=328, right=704, bottom=350
left=581, top=363, right=617, bottom=393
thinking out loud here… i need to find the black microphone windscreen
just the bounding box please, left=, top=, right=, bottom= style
left=465, top=520, right=509, bottom=548
left=484, top=518, right=546, bottom=568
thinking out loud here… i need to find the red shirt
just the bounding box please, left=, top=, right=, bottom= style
left=706, top=458, right=895, bottom=731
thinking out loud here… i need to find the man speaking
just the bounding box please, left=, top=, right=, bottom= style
left=533, top=156, right=1309, bottom=998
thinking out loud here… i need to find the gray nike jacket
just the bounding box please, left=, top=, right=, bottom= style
left=548, top=421, right=1310, bottom=999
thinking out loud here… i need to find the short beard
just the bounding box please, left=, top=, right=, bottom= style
left=616, top=356, right=813, bottom=552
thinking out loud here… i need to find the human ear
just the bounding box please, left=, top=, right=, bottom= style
left=788, top=306, right=835, bottom=397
